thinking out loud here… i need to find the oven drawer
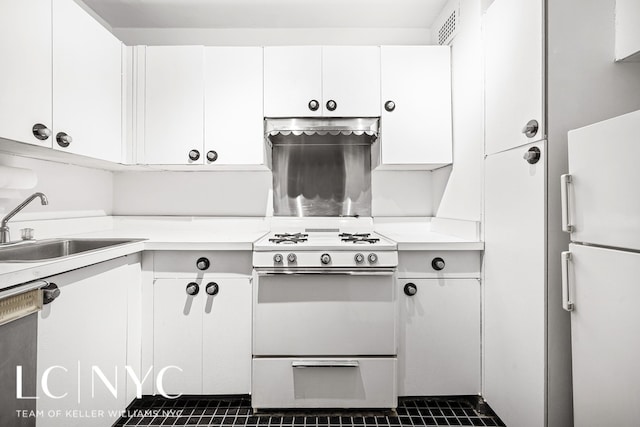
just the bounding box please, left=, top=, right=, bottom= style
left=253, top=272, right=396, bottom=355
left=252, top=357, right=397, bottom=409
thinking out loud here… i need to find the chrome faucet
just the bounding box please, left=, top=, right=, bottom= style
left=1, top=192, right=48, bottom=244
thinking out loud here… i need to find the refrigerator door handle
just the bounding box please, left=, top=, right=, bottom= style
left=561, top=251, right=574, bottom=311
left=561, top=174, right=574, bottom=233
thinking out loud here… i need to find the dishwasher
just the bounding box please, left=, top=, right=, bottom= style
left=0, top=280, right=59, bottom=427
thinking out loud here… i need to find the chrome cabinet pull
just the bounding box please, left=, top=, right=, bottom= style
left=56, top=132, right=72, bottom=147
left=292, top=360, right=359, bottom=368
left=522, top=119, right=539, bottom=138
left=561, top=251, right=574, bottom=312
left=32, top=123, right=51, bottom=140
left=561, top=174, right=574, bottom=233
left=308, top=100, right=319, bottom=111
left=206, top=150, right=218, bottom=162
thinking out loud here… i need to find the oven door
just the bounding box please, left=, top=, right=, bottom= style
left=253, top=269, right=396, bottom=356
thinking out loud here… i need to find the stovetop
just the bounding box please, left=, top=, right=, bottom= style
left=253, top=230, right=397, bottom=268
left=254, top=231, right=396, bottom=252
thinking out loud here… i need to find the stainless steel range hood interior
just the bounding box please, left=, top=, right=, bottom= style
left=266, top=118, right=379, bottom=217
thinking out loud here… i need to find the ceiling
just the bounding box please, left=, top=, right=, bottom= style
left=80, top=0, right=449, bottom=29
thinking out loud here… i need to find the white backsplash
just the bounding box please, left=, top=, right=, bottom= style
left=0, top=153, right=113, bottom=220
left=113, top=169, right=438, bottom=217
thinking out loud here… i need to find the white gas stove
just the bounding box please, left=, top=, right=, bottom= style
left=253, top=230, right=398, bottom=268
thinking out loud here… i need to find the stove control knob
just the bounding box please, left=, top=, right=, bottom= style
left=287, top=253, right=297, bottom=263
left=273, top=253, right=283, bottom=264
left=320, top=253, right=332, bottom=265
left=432, top=257, right=446, bottom=271
left=354, top=253, right=365, bottom=264
left=368, top=253, right=378, bottom=264
left=404, top=283, right=418, bottom=296
left=186, top=282, right=200, bottom=296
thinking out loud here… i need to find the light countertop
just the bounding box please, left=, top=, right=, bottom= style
left=0, top=216, right=482, bottom=290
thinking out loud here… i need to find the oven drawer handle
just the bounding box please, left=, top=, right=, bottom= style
left=292, top=360, right=359, bottom=368
left=257, top=270, right=395, bottom=276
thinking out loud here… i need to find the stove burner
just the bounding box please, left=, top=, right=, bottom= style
left=269, top=233, right=308, bottom=244
left=339, top=232, right=380, bottom=244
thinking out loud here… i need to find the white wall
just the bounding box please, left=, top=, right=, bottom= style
left=113, top=169, right=436, bottom=217
left=432, top=0, right=484, bottom=222
left=0, top=153, right=113, bottom=219
left=114, top=28, right=433, bottom=46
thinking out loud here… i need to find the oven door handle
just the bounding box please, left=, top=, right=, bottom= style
left=292, top=360, right=360, bottom=368
left=257, top=269, right=395, bottom=276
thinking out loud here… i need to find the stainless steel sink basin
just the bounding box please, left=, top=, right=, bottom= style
left=0, top=238, right=143, bottom=262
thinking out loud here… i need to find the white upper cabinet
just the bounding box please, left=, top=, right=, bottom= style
left=0, top=0, right=52, bottom=147
left=615, top=0, right=640, bottom=61
left=204, top=47, right=264, bottom=166
left=53, top=0, right=122, bottom=162
left=322, top=46, right=381, bottom=117
left=484, top=0, right=544, bottom=155
left=144, top=46, right=204, bottom=165
left=264, top=46, right=380, bottom=117
left=264, top=46, right=323, bottom=117
left=380, top=46, right=452, bottom=168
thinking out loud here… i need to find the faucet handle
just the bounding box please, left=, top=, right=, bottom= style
left=21, top=228, right=35, bottom=241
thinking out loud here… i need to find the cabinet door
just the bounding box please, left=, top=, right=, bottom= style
left=264, top=46, right=322, bottom=118
left=398, top=279, right=480, bottom=396
left=322, top=46, right=381, bottom=117
left=484, top=142, right=546, bottom=427
left=145, top=46, right=204, bottom=165
left=53, top=0, right=122, bottom=162
left=0, top=0, right=52, bottom=147
left=205, top=47, right=264, bottom=166
left=153, top=278, right=203, bottom=395
left=484, top=0, right=544, bottom=155
left=380, top=46, right=452, bottom=167
left=37, top=256, right=138, bottom=427
left=202, top=278, right=252, bottom=394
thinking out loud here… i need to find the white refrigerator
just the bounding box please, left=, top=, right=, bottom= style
left=561, top=109, right=640, bottom=427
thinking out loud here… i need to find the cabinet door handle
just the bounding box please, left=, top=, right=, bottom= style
left=561, top=174, right=574, bottom=233
left=186, top=282, right=199, bottom=296
left=188, top=150, right=200, bottom=161
left=56, top=132, right=72, bottom=147
left=404, top=283, right=417, bottom=296
left=42, top=282, right=61, bottom=305
left=522, top=119, right=539, bottom=138
left=196, top=257, right=210, bottom=271
left=561, top=251, right=574, bottom=312
left=32, top=123, right=51, bottom=140
left=384, top=100, right=396, bottom=112
left=292, top=360, right=359, bottom=368
left=205, top=282, right=219, bottom=296
left=326, top=100, right=337, bottom=111
left=308, top=99, right=319, bottom=111
left=206, top=150, right=218, bottom=162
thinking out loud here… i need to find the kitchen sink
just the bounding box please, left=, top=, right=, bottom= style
left=0, top=238, right=144, bottom=262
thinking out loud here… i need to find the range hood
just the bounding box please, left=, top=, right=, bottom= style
left=265, top=117, right=379, bottom=141
left=266, top=118, right=377, bottom=217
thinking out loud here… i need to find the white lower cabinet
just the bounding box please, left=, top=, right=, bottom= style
left=36, top=255, right=141, bottom=427
left=252, top=357, right=396, bottom=409
left=397, top=277, right=481, bottom=396
left=153, top=277, right=251, bottom=395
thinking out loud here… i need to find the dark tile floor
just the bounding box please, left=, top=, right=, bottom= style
left=113, top=396, right=505, bottom=427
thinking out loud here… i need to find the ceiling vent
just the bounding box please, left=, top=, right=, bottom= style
left=434, top=0, right=460, bottom=46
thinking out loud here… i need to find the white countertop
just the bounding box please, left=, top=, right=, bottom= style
left=0, top=216, right=482, bottom=290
